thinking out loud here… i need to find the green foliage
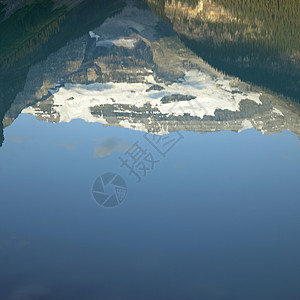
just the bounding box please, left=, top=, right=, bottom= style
left=0, top=0, right=66, bottom=66
left=212, top=0, right=300, bottom=52
left=0, top=0, right=125, bottom=66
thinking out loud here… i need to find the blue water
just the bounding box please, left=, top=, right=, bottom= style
left=0, top=114, right=299, bottom=299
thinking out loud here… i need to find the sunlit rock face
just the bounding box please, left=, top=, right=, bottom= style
left=3, top=2, right=300, bottom=139
left=147, top=0, right=260, bottom=42
left=160, top=0, right=266, bottom=48
left=164, top=0, right=236, bottom=23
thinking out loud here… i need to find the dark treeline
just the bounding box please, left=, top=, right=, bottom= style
left=0, top=3, right=5, bottom=21
left=214, top=0, right=299, bottom=53
left=146, top=0, right=300, bottom=101
left=0, top=0, right=66, bottom=66
left=152, top=0, right=300, bottom=53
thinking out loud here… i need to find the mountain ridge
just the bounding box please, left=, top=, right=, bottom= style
left=3, top=3, right=300, bottom=141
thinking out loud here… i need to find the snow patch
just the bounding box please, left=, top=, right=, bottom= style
left=238, top=119, right=253, bottom=133
left=272, top=107, right=284, bottom=116
left=112, top=38, right=137, bottom=49
left=22, top=70, right=262, bottom=134
left=89, top=31, right=137, bottom=49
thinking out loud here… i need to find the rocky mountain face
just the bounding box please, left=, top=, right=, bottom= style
left=2, top=2, right=300, bottom=142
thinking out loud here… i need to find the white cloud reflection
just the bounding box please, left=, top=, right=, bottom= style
left=94, top=137, right=129, bottom=158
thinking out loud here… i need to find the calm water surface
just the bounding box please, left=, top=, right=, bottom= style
left=1, top=114, right=300, bottom=300
left=0, top=1, right=299, bottom=299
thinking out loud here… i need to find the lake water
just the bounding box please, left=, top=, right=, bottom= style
left=0, top=1, right=299, bottom=299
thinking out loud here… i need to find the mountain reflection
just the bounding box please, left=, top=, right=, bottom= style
left=146, top=0, right=300, bottom=101
left=0, top=1, right=300, bottom=147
